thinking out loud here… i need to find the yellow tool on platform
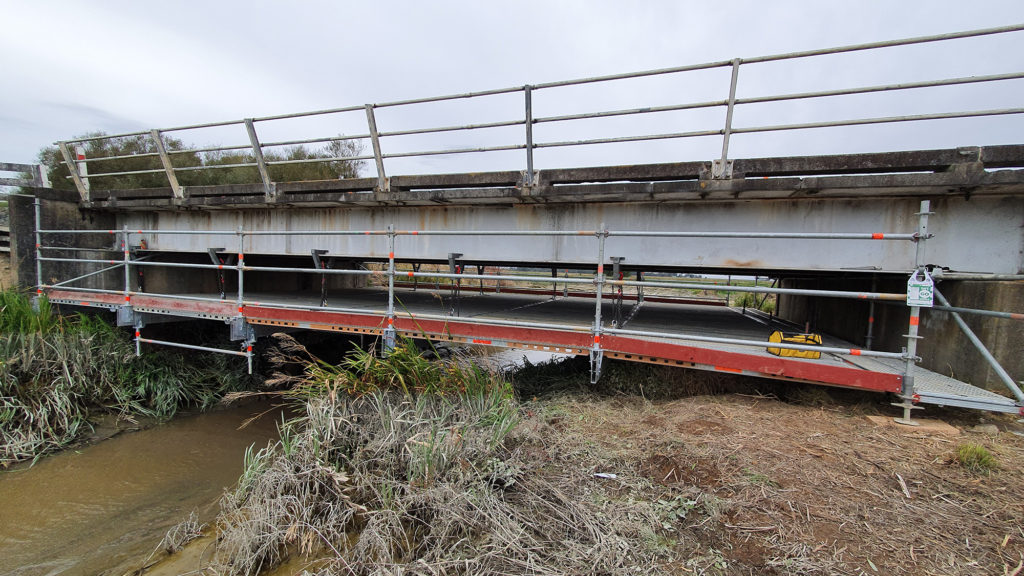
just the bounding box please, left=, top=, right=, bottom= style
left=767, top=331, right=822, bottom=359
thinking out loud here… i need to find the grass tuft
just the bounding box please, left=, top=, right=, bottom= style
left=955, top=443, right=997, bottom=474
left=160, top=511, right=206, bottom=554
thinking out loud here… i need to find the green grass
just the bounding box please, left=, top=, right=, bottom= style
left=0, top=290, right=57, bottom=333
left=281, top=335, right=510, bottom=399
left=731, top=291, right=776, bottom=313
left=743, top=468, right=781, bottom=488
left=955, top=443, right=997, bottom=474
left=0, top=289, right=241, bottom=467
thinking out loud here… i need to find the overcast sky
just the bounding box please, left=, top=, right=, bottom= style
left=2, top=1, right=1023, bottom=177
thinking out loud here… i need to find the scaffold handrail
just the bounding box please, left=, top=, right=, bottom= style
left=37, top=227, right=921, bottom=241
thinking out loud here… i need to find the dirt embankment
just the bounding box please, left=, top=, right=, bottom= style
left=144, top=382, right=1023, bottom=576
left=521, top=390, right=1024, bottom=575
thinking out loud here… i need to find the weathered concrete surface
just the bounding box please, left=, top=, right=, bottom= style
left=113, top=194, right=1023, bottom=275
left=9, top=194, right=35, bottom=289
left=779, top=278, right=1024, bottom=395
left=78, top=145, right=1024, bottom=210
left=10, top=191, right=117, bottom=290
left=138, top=254, right=366, bottom=297
left=919, top=281, right=1024, bottom=394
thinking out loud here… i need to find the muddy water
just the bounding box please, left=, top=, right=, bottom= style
left=0, top=401, right=285, bottom=576
left=474, top=348, right=570, bottom=372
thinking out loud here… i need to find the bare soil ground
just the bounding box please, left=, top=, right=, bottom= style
left=518, top=387, right=1024, bottom=575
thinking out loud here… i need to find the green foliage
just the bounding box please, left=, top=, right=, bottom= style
left=743, top=468, right=780, bottom=487
left=39, top=132, right=364, bottom=191
left=287, top=337, right=511, bottom=400
left=0, top=289, right=241, bottom=466
left=0, top=291, right=56, bottom=333
left=955, top=443, right=997, bottom=474
left=656, top=495, right=699, bottom=529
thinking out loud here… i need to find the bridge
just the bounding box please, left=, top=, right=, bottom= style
left=5, top=25, right=1023, bottom=420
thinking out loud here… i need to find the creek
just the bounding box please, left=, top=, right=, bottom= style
left=0, top=400, right=285, bottom=576
left=0, top=346, right=564, bottom=576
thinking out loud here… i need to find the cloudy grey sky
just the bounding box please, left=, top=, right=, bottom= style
left=2, top=0, right=1023, bottom=176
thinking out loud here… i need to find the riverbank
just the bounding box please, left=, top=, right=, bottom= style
left=151, top=345, right=1024, bottom=576
left=4, top=319, right=1023, bottom=575
left=0, top=289, right=243, bottom=467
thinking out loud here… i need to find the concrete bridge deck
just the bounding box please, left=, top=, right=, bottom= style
left=76, top=145, right=1024, bottom=210
left=35, top=146, right=1018, bottom=277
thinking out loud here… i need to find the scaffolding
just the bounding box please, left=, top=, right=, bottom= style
left=33, top=198, right=1024, bottom=419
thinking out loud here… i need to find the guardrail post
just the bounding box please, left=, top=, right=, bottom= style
left=236, top=225, right=253, bottom=373
left=57, top=142, right=90, bottom=202
left=33, top=198, right=43, bottom=298
left=591, top=223, right=607, bottom=383
left=134, top=317, right=143, bottom=357
left=236, top=226, right=245, bottom=313
left=713, top=58, right=742, bottom=180
left=865, top=276, right=877, bottom=350
left=150, top=130, right=184, bottom=199
left=894, top=200, right=932, bottom=425
left=365, top=104, right=388, bottom=194
left=32, top=164, right=50, bottom=188
left=383, top=225, right=396, bottom=354
left=122, top=225, right=131, bottom=306
left=244, top=119, right=276, bottom=202
left=524, top=85, right=535, bottom=187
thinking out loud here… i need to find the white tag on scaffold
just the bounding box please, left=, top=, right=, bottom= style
left=907, top=270, right=934, bottom=308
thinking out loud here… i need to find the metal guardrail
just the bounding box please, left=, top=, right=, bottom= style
left=54, top=24, right=1024, bottom=202
left=0, top=162, right=49, bottom=189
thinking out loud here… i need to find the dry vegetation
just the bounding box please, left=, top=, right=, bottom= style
left=150, top=350, right=1024, bottom=576
left=520, top=386, right=1024, bottom=575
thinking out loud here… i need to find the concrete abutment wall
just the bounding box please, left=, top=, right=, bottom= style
left=10, top=192, right=117, bottom=292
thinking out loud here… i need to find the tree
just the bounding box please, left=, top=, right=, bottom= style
left=40, top=132, right=202, bottom=191
left=39, top=133, right=365, bottom=191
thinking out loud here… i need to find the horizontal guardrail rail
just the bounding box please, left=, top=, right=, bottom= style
left=52, top=24, right=1024, bottom=201
left=0, top=161, right=49, bottom=188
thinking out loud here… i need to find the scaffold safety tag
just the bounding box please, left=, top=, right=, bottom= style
left=907, top=270, right=934, bottom=307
